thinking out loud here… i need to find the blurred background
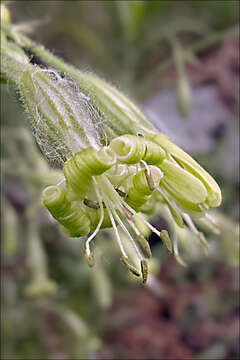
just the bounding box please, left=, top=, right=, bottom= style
left=1, top=1, right=239, bottom=359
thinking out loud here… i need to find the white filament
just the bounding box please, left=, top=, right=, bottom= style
left=85, top=180, right=104, bottom=257
left=101, top=192, right=128, bottom=258
left=111, top=208, right=143, bottom=260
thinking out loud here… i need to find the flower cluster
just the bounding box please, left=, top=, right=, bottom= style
left=1, top=20, right=222, bottom=283
left=42, top=132, right=221, bottom=282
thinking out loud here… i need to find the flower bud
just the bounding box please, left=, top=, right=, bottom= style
left=160, top=159, right=208, bottom=204
left=146, top=132, right=222, bottom=208
left=17, top=66, right=105, bottom=163
left=78, top=73, right=154, bottom=137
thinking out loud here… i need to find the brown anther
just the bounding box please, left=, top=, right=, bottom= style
left=84, top=251, right=94, bottom=267
left=115, top=188, right=127, bottom=198
left=121, top=256, right=140, bottom=277
left=84, top=199, right=100, bottom=209
left=141, top=259, right=148, bottom=284
left=137, top=235, right=152, bottom=258
left=144, top=168, right=155, bottom=191
left=160, top=230, right=172, bottom=252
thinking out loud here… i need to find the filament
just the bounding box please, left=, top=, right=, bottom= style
left=120, top=198, right=162, bottom=238
left=182, top=213, right=199, bottom=235
left=101, top=192, right=128, bottom=258
left=85, top=179, right=104, bottom=257
left=111, top=207, right=143, bottom=260
left=182, top=213, right=208, bottom=252
left=141, top=159, right=150, bottom=176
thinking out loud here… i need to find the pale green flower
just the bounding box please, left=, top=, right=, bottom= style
left=1, top=22, right=222, bottom=283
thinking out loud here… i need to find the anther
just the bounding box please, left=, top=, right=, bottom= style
left=121, top=256, right=141, bottom=277
left=160, top=230, right=172, bottom=252
left=84, top=199, right=100, bottom=209
left=85, top=250, right=94, bottom=267
left=140, top=259, right=148, bottom=284
left=137, top=235, right=152, bottom=258
left=115, top=188, right=127, bottom=198
left=144, top=168, right=155, bottom=191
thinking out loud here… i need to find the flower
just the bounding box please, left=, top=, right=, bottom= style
left=1, top=35, right=222, bottom=283
left=42, top=132, right=221, bottom=282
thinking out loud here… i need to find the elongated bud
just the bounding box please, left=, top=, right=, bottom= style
left=79, top=74, right=154, bottom=137
left=146, top=132, right=222, bottom=208
left=15, top=66, right=107, bottom=163
left=160, top=159, right=208, bottom=204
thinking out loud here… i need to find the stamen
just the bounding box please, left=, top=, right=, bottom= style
left=120, top=198, right=172, bottom=255
left=137, top=235, right=152, bottom=258
left=84, top=199, right=100, bottom=209
left=101, top=193, right=128, bottom=259
left=115, top=188, right=127, bottom=198
left=183, top=213, right=199, bottom=235
left=172, top=230, right=187, bottom=267
left=121, top=200, right=163, bottom=238
left=84, top=181, right=104, bottom=266
left=144, top=168, right=155, bottom=191
left=121, top=256, right=141, bottom=277
left=111, top=207, right=143, bottom=260
left=125, top=216, right=141, bottom=236
left=183, top=213, right=209, bottom=253
left=160, top=230, right=172, bottom=253
left=141, top=259, right=148, bottom=284
left=204, top=213, right=221, bottom=234
left=121, top=214, right=152, bottom=258
left=141, top=159, right=150, bottom=176
left=157, top=187, right=184, bottom=228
